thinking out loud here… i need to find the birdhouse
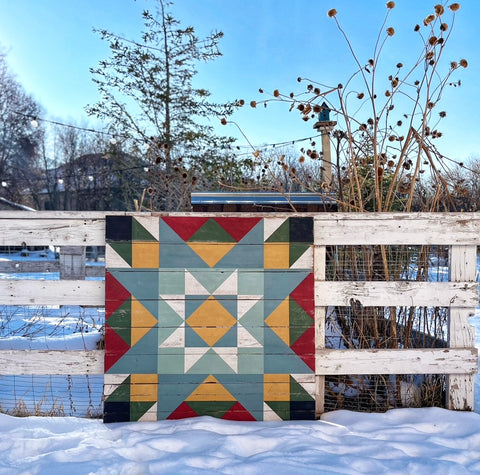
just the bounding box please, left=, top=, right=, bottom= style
left=318, top=102, right=331, bottom=122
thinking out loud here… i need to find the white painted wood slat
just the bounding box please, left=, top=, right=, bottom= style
left=315, top=348, right=478, bottom=375
left=0, top=280, right=105, bottom=306
left=315, top=281, right=478, bottom=307
left=0, top=350, right=105, bottom=375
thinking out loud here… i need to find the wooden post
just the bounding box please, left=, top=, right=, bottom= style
left=59, top=246, right=86, bottom=280
left=315, top=244, right=326, bottom=417
left=447, top=245, right=477, bottom=410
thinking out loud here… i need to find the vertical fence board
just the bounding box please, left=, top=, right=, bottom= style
left=447, top=245, right=477, bottom=410
left=314, top=245, right=326, bottom=417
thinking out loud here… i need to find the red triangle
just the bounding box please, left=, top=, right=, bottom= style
left=213, top=217, right=262, bottom=242
left=222, top=401, right=257, bottom=421
left=104, top=324, right=131, bottom=372
left=162, top=216, right=210, bottom=242
left=290, top=273, right=314, bottom=318
left=167, top=402, right=198, bottom=420
left=290, top=324, right=315, bottom=372
left=105, top=271, right=131, bottom=319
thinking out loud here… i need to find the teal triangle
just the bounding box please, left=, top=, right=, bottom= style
left=107, top=328, right=158, bottom=374
left=238, top=299, right=264, bottom=345
left=158, top=374, right=207, bottom=418
left=109, top=269, right=159, bottom=307
left=189, top=218, right=236, bottom=242
left=215, top=295, right=237, bottom=319
left=188, top=269, right=235, bottom=294
left=185, top=325, right=209, bottom=347
left=185, top=295, right=210, bottom=319
left=217, top=221, right=264, bottom=268
left=159, top=220, right=209, bottom=268
left=157, top=299, right=185, bottom=346
left=186, top=348, right=236, bottom=374
left=132, top=217, right=158, bottom=242
left=264, top=270, right=311, bottom=317
left=217, top=374, right=264, bottom=420
left=264, top=327, right=313, bottom=374
left=214, top=324, right=237, bottom=347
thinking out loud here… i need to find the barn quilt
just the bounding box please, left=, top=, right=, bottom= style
left=103, top=215, right=315, bottom=422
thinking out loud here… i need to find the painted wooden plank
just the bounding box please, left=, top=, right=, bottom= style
left=315, top=281, right=478, bottom=307
left=0, top=219, right=106, bottom=246
left=314, top=214, right=480, bottom=245
left=0, top=350, right=104, bottom=375
left=447, top=245, right=478, bottom=410
left=0, top=280, right=104, bottom=306
left=315, top=348, right=478, bottom=375
left=314, top=244, right=326, bottom=416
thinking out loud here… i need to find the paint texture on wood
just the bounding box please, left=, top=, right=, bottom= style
left=104, top=216, right=315, bottom=422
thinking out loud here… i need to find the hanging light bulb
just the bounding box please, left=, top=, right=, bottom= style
left=30, top=118, right=39, bottom=128
left=1, top=181, right=7, bottom=187
left=58, top=178, right=64, bottom=185
left=110, top=137, right=117, bottom=145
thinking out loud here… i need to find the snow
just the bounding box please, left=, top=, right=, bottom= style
left=0, top=251, right=479, bottom=474
left=1, top=408, right=480, bottom=474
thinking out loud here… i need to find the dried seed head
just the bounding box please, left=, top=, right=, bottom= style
left=428, top=36, right=438, bottom=45
left=440, top=22, right=448, bottom=31
left=357, top=92, right=365, bottom=99
left=386, top=1, right=395, bottom=9
left=273, top=89, right=280, bottom=97
left=299, top=155, right=305, bottom=163
left=327, top=8, right=337, bottom=17
left=424, top=14, right=435, bottom=26
left=396, top=62, right=403, bottom=68
left=253, top=150, right=260, bottom=158
left=386, top=27, right=395, bottom=36
left=426, top=51, right=434, bottom=60
left=220, top=118, right=227, bottom=125
left=385, top=90, right=391, bottom=97
left=414, top=24, right=420, bottom=32
left=258, top=88, right=264, bottom=93
left=460, top=58, right=468, bottom=67
left=314, top=87, right=321, bottom=95
left=238, top=99, right=245, bottom=106
left=387, top=160, right=395, bottom=167
left=450, top=61, right=458, bottom=69
left=449, top=3, right=460, bottom=12
left=434, top=4, right=445, bottom=16
left=439, top=111, right=446, bottom=117
left=250, top=100, right=257, bottom=108
left=297, top=77, right=302, bottom=82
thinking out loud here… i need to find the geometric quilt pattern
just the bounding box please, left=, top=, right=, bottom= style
left=103, top=215, right=315, bottom=422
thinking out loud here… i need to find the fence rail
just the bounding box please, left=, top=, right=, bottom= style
left=0, top=211, right=478, bottom=415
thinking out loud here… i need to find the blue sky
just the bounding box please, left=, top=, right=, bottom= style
left=0, top=0, right=478, bottom=162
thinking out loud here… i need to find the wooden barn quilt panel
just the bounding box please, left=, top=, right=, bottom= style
left=103, top=215, right=315, bottom=422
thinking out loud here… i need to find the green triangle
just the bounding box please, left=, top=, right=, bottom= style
left=105, top=376, right=131, bottom=402
left=289, top=243, right=311, bottom=267
left=130, top=401, right=156, bottom=421
left=132, top=218, right=158, bottom=242
left=290, top=376, right=314, bottom=402
left=265, top=400, right=290, bottom=420
left=107, top=298, right=131, bottom=329
left=187, top=401, right=235, bottom=418
left=265, top=219, right=289, bottom=243
left=187, top=349, right=236, bottom=374
left=289, top=298, right=313, bottom=346
left=189, top=218, right=236, bottom=242
left=110, top=242, right=132, bottom=266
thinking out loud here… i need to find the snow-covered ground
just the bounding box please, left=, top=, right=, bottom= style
left=1, top=407, right=479, bottom=474
left=0, top=251, right=479, bottom=474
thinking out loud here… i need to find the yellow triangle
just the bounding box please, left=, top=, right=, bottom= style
left=131, top=297, right=158, bottom=345
left=187, top=242, right=236, bottom=267
left=265, top=297, right=290, bottom=345
left=186, top=375, right=236, bottom=401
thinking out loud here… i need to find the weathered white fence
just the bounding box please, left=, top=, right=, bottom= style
left=0, top=211, right=478, bottom=414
